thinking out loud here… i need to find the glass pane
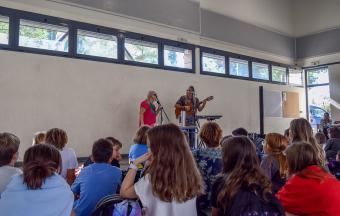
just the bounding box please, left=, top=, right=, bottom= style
left=230, top=58, right=249, bottom=77
left=77, top=30, right=117, bottom=59
left=0, top=15, right=9, bottom=45
left=124, top=38, right=158, bottom=64
left=289, top=68, right=303, bottom=85
left=307, top=68, right=329, bottom=85
left=308, top=85, right=330, bottom=131
left=272, top=66, right=287, bottom=83
left=19, top=19, right=69, bottom=52
left=202, top=52, right=225, bottom=74
left=164, top=45, right=192, bottom=69
left=252, top=62, right=269, bottom=80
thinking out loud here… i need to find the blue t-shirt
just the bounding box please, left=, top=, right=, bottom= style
left=0, top=173, right=73, bottom=216
left=71, top=163, right=122, bottom=216
left=128, top=144, right=149, bottom=162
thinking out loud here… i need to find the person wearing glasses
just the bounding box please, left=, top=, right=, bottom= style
left=139, top=90, right=162, bottom=127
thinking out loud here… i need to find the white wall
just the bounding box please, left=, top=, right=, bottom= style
left=200, top=0, right=294, bottom=36
left=293, top=0, right=340, bottom=37
left=0, top=51, right=305, bottom=157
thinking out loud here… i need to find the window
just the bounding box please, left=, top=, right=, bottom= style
left=202, top=52, right=225, bottom=74
left=0, top=15, right=9, bottom=45
left=19, top=19, right=68, bottom=52
left=230, top=58, right=249, bottom=77
left=252, top=62, right=269, bottom=80
left=124, top=38, right=158, bottom=64
left=307, top=68, right=329, bottom=85
left=288, top=68, right=303, bottom=86
left=272, top=66, right=287, bottom=83
left=77, top=30, right=117, bottom=59
left=164, top=45, right=192, bottom=69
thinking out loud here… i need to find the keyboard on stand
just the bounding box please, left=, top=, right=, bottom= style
left=196, top=115, right=222, bottom=121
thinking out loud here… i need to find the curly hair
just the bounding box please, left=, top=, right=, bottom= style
left=217, top=136, right=272, bottom=214
left=145, top=123, right=203, bottom=202
left=45, top=128, right=68, bottom=150
left=199, top=122, right=222, bottom=147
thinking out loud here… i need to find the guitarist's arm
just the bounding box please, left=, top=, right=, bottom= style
left=197, top=100, right=207, bottom=112
left=175, top=103, right=190, bottom=111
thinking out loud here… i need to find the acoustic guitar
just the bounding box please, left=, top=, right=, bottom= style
left=175, top=96, right=214, bottom=118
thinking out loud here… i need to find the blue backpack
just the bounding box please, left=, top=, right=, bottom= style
left=91, top=194, right=142, bottom=216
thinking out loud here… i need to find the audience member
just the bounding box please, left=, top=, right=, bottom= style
left=120, top=123, right=203, bottom=216
left=0, top=133, right=22, bottom=195
left=84, top=137, right=122, bottom=168
left=320, top=112, right=332, bottom=139
left=46, top=128, right=78, bottom=185
left=72, top=138, right=122, bottom=216
left=128, top=125, right=150, bottom=164
left=0, top=144, right=73, bottom=216
left=193, top=122, right=222, bottom=211
left=315, top=132, right=327, bottom=151
left=289, top=118, right=326, bottom=166
left=32, top=131, right=46, bottom=145
left=277, top=142, right=340, bottom=215
left=324, top=127, right=340, bottom=161
left=231, top=127, right=248, bottom=136
left=328, top=151, right=340, bottom=180
left=260, top=133, right=288, bottom=193
left=211, top=136, right=284, bottom=216
left=284, top=128, right=290, bottom=141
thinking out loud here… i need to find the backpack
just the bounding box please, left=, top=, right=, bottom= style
left=91, top=194, right=142, bottom=216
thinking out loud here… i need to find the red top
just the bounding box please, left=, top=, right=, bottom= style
left=277, top=165, right=340, bottom=216
left=140, top=100, right=157, bottom=126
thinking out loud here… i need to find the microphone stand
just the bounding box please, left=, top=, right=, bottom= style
left=156, top=98, right=170, bottom=125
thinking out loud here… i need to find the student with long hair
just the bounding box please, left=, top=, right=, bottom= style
left=277, top=142, right=340, bottom=215
left=120, top=123, right=203, bottom=216
left=193, top=122, right=222, bottom=210
left=325, top=127, right=340, bottom=161
left=211, top=136, right=284, bottom=216
left=0, top=144, right=74, bottom=216
left=260, top=133, right=288, bottom=193
left=46, top=128, right=78, bottom=185
left=289, top=118, right=326, bottom=166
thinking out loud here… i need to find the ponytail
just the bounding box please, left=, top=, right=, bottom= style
left=22, top=144, right=61, bottom=190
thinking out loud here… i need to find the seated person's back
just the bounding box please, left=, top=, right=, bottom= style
left=72, top=138, right=122, bottom=216
left=0, top=133, right=22, bottom=195
left=128, top=126, right=150, bottom=164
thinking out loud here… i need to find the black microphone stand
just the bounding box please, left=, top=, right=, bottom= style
left=156, top=97, right=170, bottom=125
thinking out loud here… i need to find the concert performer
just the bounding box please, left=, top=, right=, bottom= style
left=139, top=91, right=162, bottom=127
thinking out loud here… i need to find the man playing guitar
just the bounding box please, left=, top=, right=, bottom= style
left=175, top=86, right=213, bottom=126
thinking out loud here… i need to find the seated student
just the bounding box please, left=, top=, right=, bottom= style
left=328, top=151, right=340, bottom=180
left=129, top=125, right=150, bottom=164
left=211, top=136, right=284, bottom=216
left=32, top=131, right=46, bottom=145
left=231, top=127, right=248, bottom=136
left=277, top=142, right=340, bottom=216
left=325, top=127, right=340, bottom=161
left=0, top=144, right=74, bottom=216
left=83, top=137, right=122, bottom=168
left=72, top=138, right=122, bottom=216
left=46, top=128, right=78, bottom=185
left=284, top=128, right=290, bottom=141
left=0, top=133, right=22, bottom=195
left=120, top=124, right=203, bottom=216
left=192, top=122, right=222, bottom=210
left=315, top=132, right=327, bottom=151
left=260, top=133, right=288, bottom=193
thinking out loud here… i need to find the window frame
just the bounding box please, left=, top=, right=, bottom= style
left=16, top=11, right=71, bottom=57
left=251, top=59, right=271, bottom=82
left=162, top=40, right=195, bottom=73
left=271, top=64, right=288, bottom=84
left=200, top=47, right=227, bottom=77
left=288, top=67, right=304, bottom=87
left=75, top=22, right=120, bottom=63
left=228, top=53, right=251, bottom=80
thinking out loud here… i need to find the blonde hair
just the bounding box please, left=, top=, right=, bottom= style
left=32, top=131, right=46, bottom=145
left=290, top=118, right=325, bottom=166
left=145, top=124, right=203, bottom=202
left=265, top=133, right=288, bottom=178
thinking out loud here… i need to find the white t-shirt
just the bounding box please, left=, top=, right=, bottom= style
left=134, top=175, right=197, bottom=216
left=59, top=147, right=78, bottom=179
